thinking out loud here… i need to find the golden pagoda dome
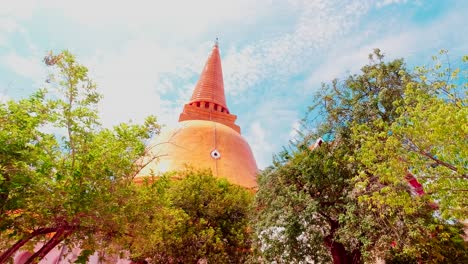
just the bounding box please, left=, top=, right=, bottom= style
left=135, top=42, right=258, bottom=188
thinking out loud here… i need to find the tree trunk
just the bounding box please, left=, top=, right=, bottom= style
left=0, top=228, right=57, bottom=263
left=350, top=247, right=362, bottom=264
left=324, top=220, right=362, bottom=264
left=24, top=227, right=73, bottom=264
left=325, top=235, right=356, bottom=264
left=324, top=237, right=361, bottom=264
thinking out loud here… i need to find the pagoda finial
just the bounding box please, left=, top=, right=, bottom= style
left=215, top=37, right=219, bottom=47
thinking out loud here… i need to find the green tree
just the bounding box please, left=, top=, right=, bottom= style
left=349, top=51, right=468, bottom=262
left=121, top=170, right=254, bottom=264
left=353, top=51, right=467, bottom=220
left=0, top=51, right=160, bottom=263
left=253, top=143, right=361, bottom=263
left=253, top=50, right=467, bottom=263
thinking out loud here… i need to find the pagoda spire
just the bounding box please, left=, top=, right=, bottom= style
left=179, top=42, right=240, bottom=133
left=188, top=42, right=228, bottom=112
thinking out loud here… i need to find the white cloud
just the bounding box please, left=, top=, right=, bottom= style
left=0, top=35, right=6, bottom=48
left=0, top=1, right=37, bottom=19
left=223, top=0, right=374, bottom=96
left=0, top=93, right=9, bottom=103
left=1, top=52, right=45, bottom=80
left=376, top=0, right=408, bottom=8
left=0, top=18, right=20, bottom=48
left=0, top=18, right=20, bottom=33
left=306, top=48, right=370, bottom=85
left=0, top=0, right=36, bottom=45
left=242, top=98, right=299, bottom=169
left=306, top=7, right=468, bottom=86
left=289, top=120, right=301, bottom=140
left=82, top=38, right=214, bottom=128
left=28, top=0, right=277, bottom=39
left=245, top=121, right=275, bottom=169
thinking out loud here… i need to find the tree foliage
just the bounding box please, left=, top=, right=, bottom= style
left=0, top=51, right=160, bottom=263
left=353, top=51, right=467, bottom=220
left=253, top=50, right=467, bottom=263
left=253, top=143, right=359, bottom=263
left=120, top=170, right=254, bottom=264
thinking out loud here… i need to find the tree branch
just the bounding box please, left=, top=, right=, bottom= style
left=0, top=227, right=58, bottom=263
left=24, top=227, right=74, bottom=264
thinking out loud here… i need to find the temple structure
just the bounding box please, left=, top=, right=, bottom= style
left=135, top=42, right=258, bottom=188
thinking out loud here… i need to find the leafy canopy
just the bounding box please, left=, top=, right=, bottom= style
left=120, top=170, right=254, bottom=264
left=0, top=50, right=160, bottom=263
left=253, top=50, right=467, bottom=264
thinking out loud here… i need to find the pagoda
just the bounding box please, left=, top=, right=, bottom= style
left=135, top=42, right=258, bottom=188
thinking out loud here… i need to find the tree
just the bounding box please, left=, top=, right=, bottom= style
left=253, top=143, right=361, bottom=263
left=349, top=51, right=468, bottom=263
left=0, top=51, right=160, bottom=263
left=120, top=170, right=254, bottom=264
left=352, top=51, right=467, bottom=220
left=0, top=89, right=58, bottom=261
left=253, top=50, right=467, bottom=263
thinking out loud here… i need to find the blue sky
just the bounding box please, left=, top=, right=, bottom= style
left=1, top=0, right=467, bottom=168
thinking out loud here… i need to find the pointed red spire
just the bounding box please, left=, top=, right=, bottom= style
left=179, top=42, right=240, bottom=133
left=188, top=43, right=228, bottom=112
